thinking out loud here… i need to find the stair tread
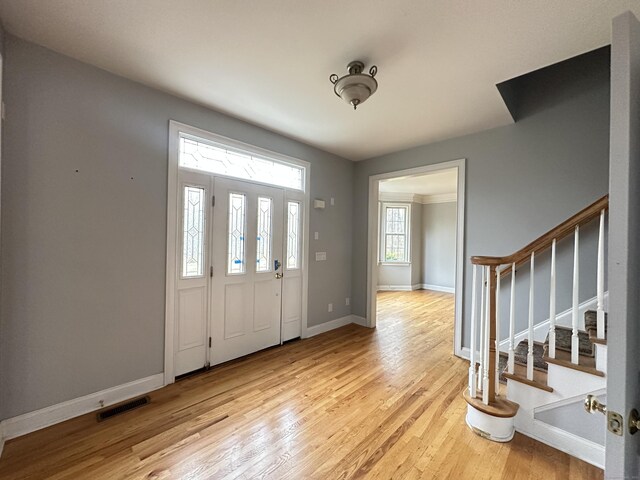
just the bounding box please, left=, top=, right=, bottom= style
left=503, top=363, right=553, bottom=392
left=462, top=389, right=519, bottom=418
left=589, top=333, right=607, bottom=346
left=543, top=348, right=605, bottom=377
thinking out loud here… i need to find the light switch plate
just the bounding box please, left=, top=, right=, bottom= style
left=315, top=252, right=327, bottom=261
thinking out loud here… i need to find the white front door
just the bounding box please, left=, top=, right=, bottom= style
left=210, top=177, right=284, bottom=365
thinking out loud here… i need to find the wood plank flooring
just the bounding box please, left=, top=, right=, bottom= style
left=0, top=290, right=603, bottom=479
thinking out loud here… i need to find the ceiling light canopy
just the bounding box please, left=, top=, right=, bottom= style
left=330, top=61, right=378, bottom=110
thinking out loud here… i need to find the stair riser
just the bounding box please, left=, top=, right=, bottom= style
left=595, top=343, right=607, bottom=372
left=546, top=364, right=606, bottom=396
left=465, top=406, right=516, bottom=443
left=507, top=380, right=558, bottom=411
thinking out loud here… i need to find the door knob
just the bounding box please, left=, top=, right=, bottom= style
left=630, top=409, right=640, bottom=435
left=584, top=394, right=607, bottom=415
left=275, top=272, right=283, bottom=279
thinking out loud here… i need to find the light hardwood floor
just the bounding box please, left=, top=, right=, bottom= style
left=0, top=290, right=603, bottom=479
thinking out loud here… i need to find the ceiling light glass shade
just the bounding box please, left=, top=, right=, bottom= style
left=330, top=61, right=378, bottom=110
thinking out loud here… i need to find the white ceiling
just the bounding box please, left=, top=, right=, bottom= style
left=1, top=1, right=638, bottom=161
left=379, top=168, right=457, bottom=196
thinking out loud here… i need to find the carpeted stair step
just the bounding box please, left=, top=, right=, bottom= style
left=514, top=340, right=548, bottom=371
left=497, top=342, right=552, bottom=392
left=543, top=326, right=594, bottom=357
left=585, top=310, right=608, bottom=345
left=497, top=354, right=551, bottom=391
left=542, top=324, right=604, bottom=376
left=498, top=352, right=508, bottom=384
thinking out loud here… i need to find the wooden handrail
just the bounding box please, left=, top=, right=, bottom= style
left=471, top=195, right=609, bottom=270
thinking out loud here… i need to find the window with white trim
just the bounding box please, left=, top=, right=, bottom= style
left=380, top=203, right=410, bottom=263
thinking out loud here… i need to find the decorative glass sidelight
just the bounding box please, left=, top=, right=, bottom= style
left=182, top=186, right=206, bottom=277
left=228, top=193, right=247, bottom=275
left=256, top=197, right=273, bottom=272
left=286, top=201, right=300, bottom=269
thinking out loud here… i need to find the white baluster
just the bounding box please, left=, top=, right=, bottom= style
left=597, top=210, right=605, bottom=339
left=469, top=265, right=478, bottom=397
left=508, top=263, right=516, bottom=374
left=478, top=266, right=486, bottom=391
left=548, top=239, right=557, bottom=359
left=572, top=226, right=580, bottom=364
left=495, top=267, right=501, bottom=393
left=527, top=252, right=535, bottom=381
left=483, top=266, right=491, bottom=405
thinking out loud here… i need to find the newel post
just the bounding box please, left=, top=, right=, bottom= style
left=488, top=265, right=498, bottom=403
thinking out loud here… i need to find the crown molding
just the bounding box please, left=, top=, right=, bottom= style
left=379, top=192, right=457, bottom=204
left=378, top=192, right=419, bottom=203
left=421, top=193, right=457, bottom=204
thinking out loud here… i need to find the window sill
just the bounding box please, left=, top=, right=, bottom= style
left=379, top=262, right=411, bottom=266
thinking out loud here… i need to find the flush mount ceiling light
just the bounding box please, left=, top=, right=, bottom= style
left=329, top=61, right=378, bottom=110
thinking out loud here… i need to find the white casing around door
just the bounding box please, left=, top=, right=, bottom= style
left=210, top=177, right=284, bottom=366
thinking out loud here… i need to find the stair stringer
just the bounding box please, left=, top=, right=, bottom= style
left=505, top=358, right=606, bottom=468
left=514, top=410, right=605, bottom=468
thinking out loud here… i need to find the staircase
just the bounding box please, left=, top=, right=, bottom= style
left=463, top=195, right=608, bottom=468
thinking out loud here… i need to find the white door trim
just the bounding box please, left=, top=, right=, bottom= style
left=164, top=120, right=310, bottom=385
left=366, top=159, right=466, bottom=357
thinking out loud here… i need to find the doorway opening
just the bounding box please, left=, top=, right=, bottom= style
left=164, top=121, right=310, bottom=384
left=366, top=160, right=465, bottom=357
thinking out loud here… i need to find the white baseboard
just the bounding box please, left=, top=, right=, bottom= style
left=306, top=315, right=369, bottom=338
left=0, top=422, right=4, bottom=458
left=377, top=285, right=413, bottom=291
left=377, top=284, right=451, bottom=292
left=0, top=373, right=164, bottom=444
left=421, top=284, right=455, bottom=294
left=351, top=315, right=368, bottom=327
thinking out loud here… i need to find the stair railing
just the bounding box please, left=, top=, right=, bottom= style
left=467, top=195, right=608, bottom=406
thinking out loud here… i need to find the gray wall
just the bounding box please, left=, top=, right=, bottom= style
left=0, top=22, right=5, bottom=424
left=352, top=52, right=610, bottom=349
left=378, top=264, right=411, bottom=287
left=422, top=202, right=457, bottom=289
left=0, top=35, right=353, bottom=419
left=410, top=202, right=422, bottom=286
left=535, top=393, right=606, bottom=445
